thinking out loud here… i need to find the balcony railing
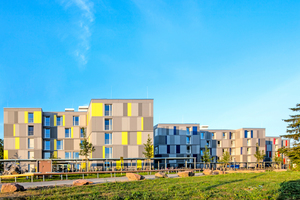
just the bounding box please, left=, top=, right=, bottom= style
left=105, top=111, right=112, bottom=116
left=28, top=118, right=34, bottom=123
left=28, top=131, right=34, bottom=136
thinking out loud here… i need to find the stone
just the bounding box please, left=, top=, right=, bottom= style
left=126, top=173, right=145, bottom=181
left=203, top=169, right=213, bottom=175
left=72, top=179, right=93, bottom=186
left=212, top=171, right=219, bottom=175
left=155, top=172, right=168, bottom=178
left=178, top=171, right=195, bottom=177
left=1, top=183, right=25, bottom=193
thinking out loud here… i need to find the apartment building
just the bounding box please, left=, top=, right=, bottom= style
left=265, top=137, right=290, bottom=164
left=3, top=99, right=153, bottom=172
left=153, top=124, right=217, bottom=168
left=207, top=128, right=266, bottom=164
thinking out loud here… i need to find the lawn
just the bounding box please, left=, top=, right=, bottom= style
left=1, top=171, right=300, bottom=199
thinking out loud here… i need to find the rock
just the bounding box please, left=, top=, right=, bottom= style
left=72, top=179, right=93, bottom=186
left=178, top=171, right=195, bottom=177
left=126, top=173, right=145, bottom=181
left=212, top=171, right=219, bottom=175
left=1, top=183, right=25, bottom=193
left=203, top=169, right=213, bottom=175
left=155, top=172, right=168, bottom=178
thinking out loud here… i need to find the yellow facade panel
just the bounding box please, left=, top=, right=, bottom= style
left=54, top=115, right=57, bottom=126
left=53, top=151, right=57, bottom=158
left=128, top=103, right=131, bottom=116
left=71, top=127, right=73, bottom=138
left=137, top=132, right=142, bottom=145
left=92, top=103, right=103, bottom=116
left=103, top=146, right=105, bottom=158
left=24, top=111, right=28, bottom=123
left=122, top=132, right=128, bottom=145
left=4, top=150, right=8, bottom=160
left=54, top=139, right=57, bottom=150
left=34, top=111, right=41, bottom=123
left=63, top=115, right=65, bottom=126
left=137, top=160, right=142, bottom=169
left=15, top=137, right=20, bottom=149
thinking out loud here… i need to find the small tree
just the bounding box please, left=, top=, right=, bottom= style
left=202, top=145, right=212, bottom=169
left=219, top=150, right=231, bottom=171
left=254, top=143, right=265, bottom=169
left=279, top=103, right=300, bottom=170
left=142, top=134, right=154, bottom=170
left=274, top=152, right=283, bottom=169
left=79, top=128, right=95, bottom=172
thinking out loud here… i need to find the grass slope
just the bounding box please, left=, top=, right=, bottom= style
left=1, top=171, right=300, bottom=199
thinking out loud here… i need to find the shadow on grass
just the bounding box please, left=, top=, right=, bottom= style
left=205, top=173, right=265, bottom=190
left=278, top=179, right=300, bottom=200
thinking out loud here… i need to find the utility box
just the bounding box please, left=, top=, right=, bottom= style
left=38, top=160, right=52, bottom=173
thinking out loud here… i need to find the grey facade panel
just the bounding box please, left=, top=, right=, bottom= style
left=159, top=145, right=167, bottom=154
left=212, top=140, right=217, bottom=148
left=65, top=139, right=74, bottom=151
left=175, top=136, right=180, bottom=145
left=138, top=146, right=144, bottom=158
left=14, top=111, right=18, bottom=123
left=180, top=136, right=186, bottom=144
left=180, top=145, right=186, bottom=154
left=144, top=117, right=153, bottom=131
left=8, top=150, right=18, bottom=159
left=4, top=124, right=13, bottom=137
left=113, top=117, right=122, bottom=131
left=192, top=145, right=198, bottom=154
left=123, top=146, right=128, bottom=158
left=138, top=103, right=142, bottom=116
left=170, top=145, right=175, bottom=154
left=123, top=103, right=127, bottom=116
left=170, top=136, right=175, bottom=144
left=129, top=132, right=136, bottom=145
left=93, top=146, right=103, bottom=158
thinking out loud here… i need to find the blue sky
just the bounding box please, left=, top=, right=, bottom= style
left=1, top=0, right=300, bottom=139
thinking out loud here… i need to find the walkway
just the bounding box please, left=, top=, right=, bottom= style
left=0, top=173, right=203, bottom=189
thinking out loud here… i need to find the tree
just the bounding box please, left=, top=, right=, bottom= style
left=142, top=134, right=154, bottom=170
left=279, top=103, right=300, bottom=170
left=219, top=150, right=231, bottom=171
left=254, top=143, right=265, bottom=169
left=79, top=128, right=95, bottom=172
left=274, top=152, right=283, bottom=169
left=202, top=145, right=212, bottom=169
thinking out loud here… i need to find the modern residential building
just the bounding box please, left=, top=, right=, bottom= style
left=3, top=99, right=154, bottom=172
left=265, top=136, right=290, bottom=164
left=154, top=124, right=217, bottom=168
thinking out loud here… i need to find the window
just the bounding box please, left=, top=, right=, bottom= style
left=65, top=152, right=71, bottom=159
left=201, top=132, right=205, bottom=139
left=247, top=139, right=251, bottom=146
left=192, top=126, right=197, bottom=135
left=217, top=141, right=221, bottom=147
left=154, top=147, right=158, bottom=155
left=173, top=126, right=177, bottom=135
left=212, top=132, right=216, bottom=139
left=73, top=152, right=79, bottom=159
left=57, top=116, right=62, bottom=126
left=57, top=140, right=63, bottom=150
left=200, top=149, right=203, bottom=156
left=251, top=130, right=253, bottom=138
left=44, top=141, right=50, bottom=150
left=80, top=140, right=83, bottom=149
left=222, top=132, right=227, bottom=139
left=105, top=119, right=112, bottom=130
left=44, top=152, right=50, bottom=159
left=176, top=145, right=180, bottom=153
left=275, top=139, right=279, bottom=145
left=80, top=128, right=84, bottom=138
left=28, top=113, right=34, bottom=123
left=28, top=139, right=34, bottom=149
left=241, top=147, right=243, bottom=155
left=231, top=132, right=235, bottom=139
left=186, top=136, right=191, bottom=144
left=28, top=164, right=35, bottom=172
left=186, top=146, right=191, bottom=154
left=247, top=148, right=251, bottom=154
left=155, top=128, right=158, bottom=136
left=167, top=145, right=170, bottom=154
left=105, top=133, right=112, bottom=145
left=44, top=116, right=50, bottom=126
left=186, top=127, right=191, bottom=135
left=232, top=148, right=236, bottom=155
left=44, top=129, right=50, bottom=138
left=206, top=140, right=210, bottom=147
left=28, top=126, right=34, bottom=136
left=258, top=139, right=260, bottom=146
left=28, top=151, right=34, bottom=159
left=105, top=147, right=112, bottom=158
left=105, top=104, right=112, bottom=116
left=231, top=140, right=235, bottom=147
left=65, top=128, right=71, bottom=138
left=73, top=116, right=79, bottom=126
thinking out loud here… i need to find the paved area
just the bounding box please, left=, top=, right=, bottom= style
left=0, top=173, right=203, bottom=189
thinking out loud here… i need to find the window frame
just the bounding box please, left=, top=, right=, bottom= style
left=73, top=116, right=79, bottom=126
left=65, top=128, right=71, bottom=138
left=28, top=113, right=34, bottom=123
left=44, top=140, right=50, bottom=150
left=44, top=116, right=50, bottom=126
left=44, top=128, right=50, bottom=138
left=57, top=140, right=63, bottom=150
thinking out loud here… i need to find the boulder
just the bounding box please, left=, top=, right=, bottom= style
left=126, top=173, right=145, bottom=181
left=203, top=169, right=213, bottom=175
left=1, top=183, right=25, bottom=193
left=178, top=171, right=195, bottom=177
left=212, top=171, right=219, bottom=175
left=72, top=179, right=93, bottom=186
left=155, top=172, right=168, bottom=178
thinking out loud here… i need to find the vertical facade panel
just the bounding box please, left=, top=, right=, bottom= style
left=92, top=103, right=103, bottom=117
left=137, top=132, right=142, bottom=145
left=127, top=103, right=131, bottom=116
left=122, top=132, right=128, bottom=145
left=34, top=111, right=41, bottom=123
left=15, top=137, right=20, bottom=149
left=54, top=115, right=57, bottom=126
left=24, top=111, right=28, bottom=123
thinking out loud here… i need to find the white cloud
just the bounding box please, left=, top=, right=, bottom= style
left=61, top=0, right=95, bottom=67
